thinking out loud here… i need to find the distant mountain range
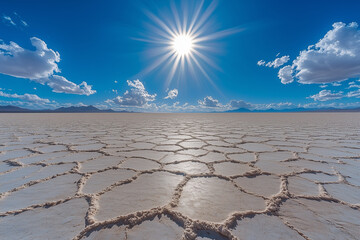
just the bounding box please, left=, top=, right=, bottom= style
left=0, top=105, right=129, bottom=113
left=226, top=107, right=360, bottom=113
left=1, top=104, right=360, bottom=113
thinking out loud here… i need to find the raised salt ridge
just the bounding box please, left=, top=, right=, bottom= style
left=0, top=113, right=359, bottom=239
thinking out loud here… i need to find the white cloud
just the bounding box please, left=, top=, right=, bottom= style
left=20, top=20, right=28, bottom=26
left=0, top=37, right=60, bottom=79
left=309, top=90, right=343, bottom=101
left=198, top=96, right=221, bottom=108
left=278, top=22, right=360, bottom=84
left=164, top=89, right=178, bottom=99
left=257, top=60, right=266, bottom=66
left=2, top=15, right=16, bottom=26
left=113, top=79, right=156, bottom=107
left=347, top=89, right=360, bottom=98
left=0, top=90, right=50, bottom=103
left=278, top=65, right=294, bottom=84
left=0, top=37, right=95, bottom=95
left=348, top=81, right=360, bottom=89
left=332, top=82, right=342, bottom=86
left=258, top=55, right=290, bottom=68
left=42, top=75, right=96, bottom=96
left=253, top=102, right=298, bottom=110
left=229, top=100, right=252, bottom=109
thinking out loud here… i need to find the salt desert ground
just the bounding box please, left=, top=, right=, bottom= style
left=0, top=113, right=359, bottom=240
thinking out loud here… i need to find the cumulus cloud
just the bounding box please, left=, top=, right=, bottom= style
left=0, top=37, right=95, bottom=95
left=0, top=91, right=50, bottom=103
left=257, top=55, right=290, bottom=68
left=278, top=65, right=294, bottom=84
left=276, top=22, right=360, bottom=84
left=42, top=75, right=96, bottom=96
left=198, top=96, right=221, bottom=108
left=164, top=89, right=178, bottom=99
left=229, top=99, right=252, bottom=109
left=113, top=79, right=156, bottom=107
left=0, top=37, right=60, bottom=79
left=309, top=90, right=343, bottom=101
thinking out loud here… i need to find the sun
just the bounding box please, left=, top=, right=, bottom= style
left=138, top=1, right=241, bottom=88
left=172, top=34, right=193, bottom=56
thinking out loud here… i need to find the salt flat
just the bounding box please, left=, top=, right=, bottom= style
left=0, top=113, right=359, bottom=240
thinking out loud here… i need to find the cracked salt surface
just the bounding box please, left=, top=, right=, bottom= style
left=0, top=113, right=359, bottom=239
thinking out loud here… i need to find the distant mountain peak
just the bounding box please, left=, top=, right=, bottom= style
left=0, top=105, right=119, bottom=113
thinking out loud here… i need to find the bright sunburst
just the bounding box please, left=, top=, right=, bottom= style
left=137, top=0, right=241, bottom=88
left=172, top=34, right=193, bottom=56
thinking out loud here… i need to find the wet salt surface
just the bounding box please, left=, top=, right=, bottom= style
left=0, top=113, right=359, bottom=240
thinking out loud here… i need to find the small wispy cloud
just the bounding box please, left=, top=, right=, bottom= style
left=257, top=55, right=290, bottom=68
left=164, top=89, right=178, bottom=99
left=309, top=90, right=343, bottom=101
left=2, top=15, right=16, bottom=26
left=0, top=90, right=50, bottom=104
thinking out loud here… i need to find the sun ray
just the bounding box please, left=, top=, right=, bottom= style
left=139, top=0, right=241, bottom=89
left=187, top=0, right=204, bottom=36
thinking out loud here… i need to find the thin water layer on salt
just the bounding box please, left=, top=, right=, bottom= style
left=46, top=152, right=102, bottom=163
left=234, top=175, right=281, bottom=197
left=0, top=198, right=88, bottom=240
left=0, top=163, right=75, bottom=193
left=36, top=144, right=67, bottom=153
left=160, top=153, right=193, bottom=163
left=120, top=150, right=169, bottom=161
left=164, top=161, right=209, bottom=175
left=227, top=152, right=255, bottom=163
left=288, top=176, right=320, bottom=196
left=298, top=172, right=339, bottom=183
left=238, top=143, right=274, bottom=152
left=83, top=225, right=126, bottom=240
left=196, top=152, right=226, bottom=163
left=18, top=151, right=69, bottom=164
left=126, top=215, right=184, bottom=240
left=213, top=162, right=255, bottom=177
left=279, top=198, right=360, bottom=240
left=96, top=172, right=183, bottom=221
left=231, top=214, right=304, bottom=240
left=255, top=160, right=297, bottom=175
left=0, top=162, right=14, bottom=173
left=258, top=151, right=294, bottom=162
left=0, top=174, right=80, bottom=213
left=175, top=177, right=266, bottom=222
left=324, top=183, right=360, bottom=204
left=79, top=156, right=124, bottom=173
left=0, top=149, right=32, bottom=161
left=82, top=169, right=136, bottom=194
left=308, top=147, right=356, bottom=158
left=119, top=158, right=160, bottom=171
left=0, top=113, right=359, bottom=240
left=72, top=143, right=105, bottom=151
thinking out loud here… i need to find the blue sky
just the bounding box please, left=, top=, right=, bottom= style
left=1, top=0, right=360, bottom=111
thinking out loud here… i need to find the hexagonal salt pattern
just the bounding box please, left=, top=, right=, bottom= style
left=0, top=113, right=359, bottom=240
